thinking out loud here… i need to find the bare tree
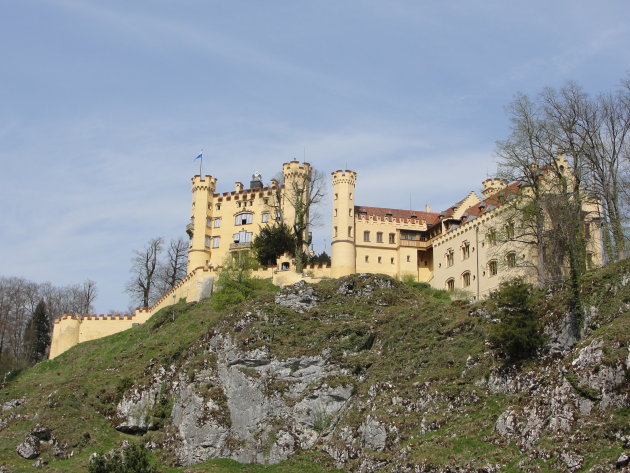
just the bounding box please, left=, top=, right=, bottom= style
left=267, top=167, right=325, bottom=272
left=156, top=237, right=188, bottom=295
left=126, top=237, right=163, bottom=308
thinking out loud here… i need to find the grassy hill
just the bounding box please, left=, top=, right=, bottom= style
left=0, top=263, right=629, bottom=472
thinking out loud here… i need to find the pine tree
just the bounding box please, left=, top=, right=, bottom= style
left=25, top=300, right=51, bottom=363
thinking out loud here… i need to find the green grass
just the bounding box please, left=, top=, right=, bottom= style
left=1, top=265, right=629, bottom=472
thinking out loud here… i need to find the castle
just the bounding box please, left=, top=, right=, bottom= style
left=49, top=158, right=603, bottom=358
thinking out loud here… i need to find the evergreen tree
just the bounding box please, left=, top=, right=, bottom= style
left=25, top=300, right=51, bottom=363
left=251, top=223, right=296, bottom=266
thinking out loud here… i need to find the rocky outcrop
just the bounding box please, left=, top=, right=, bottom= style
left=114, top=332, right=354, bottom=466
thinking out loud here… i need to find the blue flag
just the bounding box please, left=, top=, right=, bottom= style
left=194, top=153, right=203, bottom=161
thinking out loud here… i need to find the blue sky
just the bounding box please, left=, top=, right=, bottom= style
left=1, top=0, right=629, bottom=313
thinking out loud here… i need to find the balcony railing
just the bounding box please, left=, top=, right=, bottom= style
left=229, top=242, right=252, bottom=250
left=399, top=239, right=430, bottom=249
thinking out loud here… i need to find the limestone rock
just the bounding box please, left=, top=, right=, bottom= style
left=2, top=398, right=24, bottom=412
left=16, top=434, right=40, bottom=459
left=274, top=281, right=318, bottom=313
left=115, top=368, right=165, bottom=433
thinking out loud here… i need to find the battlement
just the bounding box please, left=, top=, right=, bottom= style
left=215, top=186, right=276, bottom=201
left=283, top=160, right=311, bottom=173
left=54, top=313, right=134, bottom=323
left=192, top=175, right=218, bottom=191
left=481, top=178, right=508, bottom=199
left=356, top=213, right=429, bottom=229
left=331, top=169, right=357, bottom=185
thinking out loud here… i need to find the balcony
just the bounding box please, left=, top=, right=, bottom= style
left=229, top=242, right=252, bottom=250
left=399, top=239, right=430, bottom=249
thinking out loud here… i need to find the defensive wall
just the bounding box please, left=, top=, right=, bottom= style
left=49, top=261, right=331, bottom=359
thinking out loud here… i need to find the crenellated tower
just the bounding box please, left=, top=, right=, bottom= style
left=282, top=161, right=313, bottom=250
left=187, top=175, right=217, bottom=273
left=331, top=169, right=357, bottom=278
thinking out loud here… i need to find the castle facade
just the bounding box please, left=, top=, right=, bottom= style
left=49, top=158, right=603, bottom=358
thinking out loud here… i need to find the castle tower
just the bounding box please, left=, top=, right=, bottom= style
left=282, top=161, right=312, bottom=251
left=331, top=170, right=357, bottom=278
left=187, top=175, right=217, bottom=273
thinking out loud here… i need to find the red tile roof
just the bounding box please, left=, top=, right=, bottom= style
left=461, top=182, right=521, bottom=219
left=354, top=206, right=441, bottom=226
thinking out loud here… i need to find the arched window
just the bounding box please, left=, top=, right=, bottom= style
left=462, top=271, right=471, bottom=287
left=506, top=252, right=516, bottom=268
left=446, top=278, right=455, bottom=291
left=488, top=260, right=498, bottom=276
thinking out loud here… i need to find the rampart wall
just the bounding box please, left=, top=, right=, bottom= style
left=49, top=261, right=331, bottom=359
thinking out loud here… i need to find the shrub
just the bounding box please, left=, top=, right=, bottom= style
left=487, top=280, right=546, bottom=362
left=88, top=442, right=157, bottom=473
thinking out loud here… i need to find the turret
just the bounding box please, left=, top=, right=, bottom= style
left=187, top=175, right=217, bottom=273
left=331, top=170, right=357, bottom=278
left=481, top=178, right=508, bottom=199
left=282, top=161, right=312, bottom=251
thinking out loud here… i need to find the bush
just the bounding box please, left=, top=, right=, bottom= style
left=88, top=442, right=157, bottom=473
left=487, top=280, right=546, bottom=362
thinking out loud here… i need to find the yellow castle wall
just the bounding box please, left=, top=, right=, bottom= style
left=187, top=161, right=312, bottom=273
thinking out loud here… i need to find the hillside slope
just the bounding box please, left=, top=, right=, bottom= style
left=0, top=264, right=629, bottom=473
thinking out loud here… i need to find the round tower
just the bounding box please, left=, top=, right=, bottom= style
left=282, top=161, right=312, bottom=251
left=187, top=175, right=217, bottom=273
left=331, top=170, right=357, bottom=278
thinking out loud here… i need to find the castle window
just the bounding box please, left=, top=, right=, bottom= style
left=348, top=226, right=353, bottom=238
left=584, top=222, right=591, bottom=240
left=349, top=209, right=353, bottom=217
left=206, top=217, right=212, bottom=228
left=205, top=236, right=211, bottom=248
left=212, top=236, right=220, bottom=248
left=391, top=257, right=394, bottom=264
left=486, top=228, right=497, bottom=246
left=349, top=193, right=353, bottom=200
left=263, top=198, right=269, bottom=205
left=334, top=193, right=338, bottom=200
left=216, top=203, right=221, bottom=211
left=461, top=241, right=470, bottom=260
left=262, top=213, right=269, bottom=223
left=446, top=278, right=455, bottom=292
left=365, top=255, right=369, bottom=263
left=462, top=271, right=471, bottom=287
left=488, top=260, right=498, bottom=276
left=506, top=252, right=516, bottom=268
left=389, top=233, right=395, bottom=244
left=213, top=218, right=221, bottom=228
left=233, top=230, right=252, bottom=243
left=275, top=211, right=281, bottom=221
left=505, top=221, right=515, bottom=240
left=235, top=213, right=253, bottom=225
left=406, top=255, right=411, bottom=262
left=334, top=226, right=338, bottom=237
left=334, top=209, right=338, bottom=217
left=378, top=256, right=382, bottom=263
left=376, top=232, right=383, bottom=243
left=446, top=248, right=454, bottom=267
left=363, top=231, right=370, bottom=242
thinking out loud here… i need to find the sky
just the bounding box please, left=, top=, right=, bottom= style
left=1, top=0, right=629, bottom=313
